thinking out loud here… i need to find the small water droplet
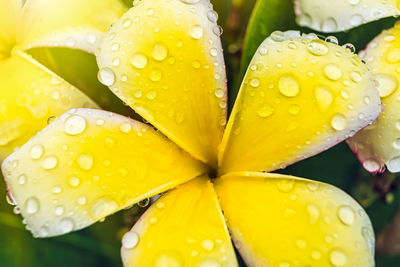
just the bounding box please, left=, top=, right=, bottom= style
left=64, top=115, right=87, bottom=135
left=324, top=64, right=342, bottom=80
left=375, top=73, right=398, bottom=98
left=257, top=104, right=274, bottom=118
left=307, top=39, right=329, bottom=56
left=201, top=239, right=214, bottom=251
left=42, top=156, right=58, bottom=170
left=122, top=231, right=140, bottom=249
left=330, top=250, right=347, bottom=266
left=25, top=197, right=40, bottom=214
left=18, top=174, right=27, bottom=185
left=152, top=43, right=168, bottom=61
left=338, top=205, right=355, bottom=225
left=120, top=122, right=132, bottom=133
left=131, top=53, right=148, bottom=69
left=98, top=67, right=116, bottom=86
left=331, top=114, right=347, bottom=131
left=190, top=25, right=204, bottom=39
left=279, top=75, right=300, bottom=97
left=30, top=144, right=44, bottom=160
left=77, top=154, right=94, bottom=170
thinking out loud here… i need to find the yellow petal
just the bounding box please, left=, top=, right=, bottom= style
left=121, top=176, right=237, bottom=267
left=2, top=108, right=206, bottom=237
left=348, top=23, right=400, bottom=173
left=20, top=0, right=128, bottom=53
left=295, top=0, right=400, bottom=32
left=0, top=0, right=21, bottom=58
left=0, top=49, right=97, bottom=160
left=218, top=31, right=380, bottom=174
left=215, top=172, right=375, bottom=267
left=97, top=0, right=227, bottom=167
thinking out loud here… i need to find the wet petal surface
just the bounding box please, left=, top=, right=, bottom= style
left=122, top=176, right=237, bottom=267
left=295, top=0, right=400, bottom=32
left=2, top=108, right=206, bottom=237
left=97, top=0, right=227, bottom=167
left=215, top=172, right=375, bottom=267
left=219, top=31, right=380, bottom=174
left=0, top=50, right=97, bottom=159
left=348, top=23, right=400, bottom=173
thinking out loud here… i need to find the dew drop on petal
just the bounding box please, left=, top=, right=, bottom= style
left=131, top=53, right=148, bottom=69
left=30, top=144, right=44, bottom=160
left=324, top=64, right=342, bottom=80
left=338, top=205, right=355, bottom=225
left=190, top=25, right=204, bottom=39
left=331, top=114, right=347, bottom=131
left=64, top=115, right=87, bottom=135
left=98, top=67, right=116, bottom=86
left=330, top=250, right=347, bottom=266
left=122, top=231, right=140, bottom=249
left=24, top=197, right=39, bottom=214
left=279, top=75, right=300, bottom=97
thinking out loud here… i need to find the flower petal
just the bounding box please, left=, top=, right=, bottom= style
left=0, top=50, right=97, bottom=160
left=348, top=23, right=400, bottom=173
left=20, top=0, right=128, bottom=53
left=1, top=108, right=206, bottom=237
left=295, top=0, right=400, bottom=32
left=218, top=31, right=380, bottom=174
left=215, top=172, right=375, bottom=267
left=97, top=0, right=227, bottom=167
left=121, top=176, right=237, bottom=267
left=0, top=0, right=21, bottom=57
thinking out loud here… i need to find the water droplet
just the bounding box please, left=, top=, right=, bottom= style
left=338, top=205, right=355, bottom=225
left=131, top=53, right=148, bottom=69
left=315, top=86, right=333, bottom=110
left=288, top=105, right=300, bottom=115
left=375, top=73, right=398, bottom=98
left=330, top=250, right=347, bottom=266
left=199, top=260, right=220, bottom=267
left=190, top=25, right=203, bottom=39
left=149, top=69, right=162, bottom=82
left=98, top=67, right=116, bottom=86
left=155, top=253, right=183, bottom=267
left=122, top=231, right=140, bottom=249
left=122, top=18, right=132, bottom=28
left=307, top=39, right=329, bottom=56
left=91, top=197, right=118, bottom=220
left=363, top=158, right=381, bottom=173
left=324, top=64, right=342, bottom=80
left=25, top=197, right=39, bottom=214
left=209, top=48, right=218, bottom=57
left=138, top=198, right=150, bottom=208
left=29, top=144, right=44, bottom=160
left=18, top=174, right=27, bottom=185
left=350, top=14, right=363, bottom=26
left=325, top=36, right=339, bottom=45
left=77, top=196, right=87, bottom=205
left=257, top=104, right=274, bottom=118
left=77, top=154, right=94, bottom=170
left=331, top=114, right=347, bottom=131
left=60, top=218, right=74, bottom=234
left=250, top=78, right=260, bottom=88
left=69, top=176, right=80, bottom=187
left=64, top=115, right=87, bottom=135
left=201, top=239, right=214, bottom=251
left=215, top=88, right=224, bottom=98
left=277, top=179, right=295, bottom=193
left=152, top=43, right=168, bottom=61
left=55, top=206, right=65, bottom=216
left=42, top=156, right=58, bottom=170
left=387, top=156, right=400, bottom=172
left=307, top=204, right=320, bottom=225
left=120, top=122, right=132, bottom=133
left=350, top=71, right=362, bottom=83
left=279, top=75, right=300, bottom=97
left=386, top=48, right=400, bottom=63
left=52, top=186, right=62, bottom=194
left=321, top=17, right=338, bottom=32
left=207, top=10, right=218, bottom=22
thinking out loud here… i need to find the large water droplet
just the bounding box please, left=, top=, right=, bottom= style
left=64, top=115, right=87, bottom=135
left=387, top=156, right=400, bottom=172
left=338, top=205, right=355, bottom=225
left=60, top=218, right=74, bottom=234
left=330, top=250, right=347, bottom=266
left=331, top=114, right=347, bottom=131
left=375, top=73, right=398, bottom=98
left=77, top=154, right=94, bottom=170
left=30, top=144, right=44, bottom=160
left=98, top=67, right=116, bottom=86
left=122, top=231, right=140, bottom=249
left=42, top=156, right=58, bottom=170
left=190, top=25, right=204, bottom=39
left=307, top=39, right=329, bottom=56
left=152, top=43, right=168, bottom=61
left=25, top=197, right=40, bottom=214
left=279, top=75, right=300, bottom=97
left=131, top=53, right=148, bottom=69
left=324, top=64, right=342, bottom=80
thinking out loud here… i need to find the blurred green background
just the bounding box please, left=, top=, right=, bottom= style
left=2, top=0, right=400, bottom=266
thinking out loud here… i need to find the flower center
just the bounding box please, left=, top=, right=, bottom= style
left=207, top=167, right=218, bottom=180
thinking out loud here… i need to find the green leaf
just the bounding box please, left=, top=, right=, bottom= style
left=377, top=254, right=400, bottom=267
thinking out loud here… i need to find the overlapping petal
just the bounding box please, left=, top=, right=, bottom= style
left=121, top=176, right=237, bottom=267
left=0, top=0, right=21, bottom=57
left=218, top=31, right=380, bottom=174
left=0, top=50, right=97, bottom=160
left=295, top=0, right=400, bottom=32
left=1, top=108, right=206, bottom=237
left=97, top=0, right=227, bottom=167
left=215, top=172, right=375, bottom=267
left=348, top=23, right=400, bottom=173
left=20, top=0, right=128, bottom=53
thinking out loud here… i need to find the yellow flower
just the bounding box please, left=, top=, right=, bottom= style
left=0, top=0, right=127, bottom=159
left=2, top=0, right=381, bottom=266
left=295, top=0, right=400, bottom=174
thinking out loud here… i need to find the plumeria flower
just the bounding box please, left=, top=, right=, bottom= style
left=2, top=0, right=382, bottom=266
left=0, top=0, right=128, bottom=160
left=295, top=0, right=400, bottom=174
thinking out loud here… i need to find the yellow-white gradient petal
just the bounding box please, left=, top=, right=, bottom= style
left=97, top=0, right=227, bottom=167
left=348, top=23, right=400, bottom=173
left=0, top=0, right=21, bottom=58
left=295, top=0, right=400, bottom=32
left=218, top=31, right=380, bottom=174
left=121, top=177, right=237, bottom=267
left=0, top=50, right=97, bottom=160
left=1, top=108, right=206, bottom=237
left=215, top=172, right=375, bottom=267
left=20, top=0, right=128, bottom=53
